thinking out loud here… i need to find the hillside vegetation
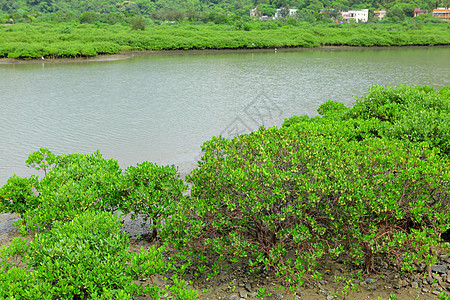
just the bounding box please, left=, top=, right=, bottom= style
left=1, top=0, right=449, bottom=21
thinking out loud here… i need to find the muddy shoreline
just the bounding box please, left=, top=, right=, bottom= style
left=0, top=211, right=445, bottom=300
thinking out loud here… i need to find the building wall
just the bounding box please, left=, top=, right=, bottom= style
left=374, top=10, right=386, bottom=20
left=414, top=7, right=428, bottom=17
left=274, top=8, right=297, bottom=19
left=341, top=9, right=369, bottom=22
left=432, top=8, right=450, bottom=21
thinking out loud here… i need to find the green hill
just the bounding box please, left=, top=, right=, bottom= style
left=1, top=0, right=448, bottom=20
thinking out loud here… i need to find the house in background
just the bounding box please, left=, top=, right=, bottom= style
left=341, top=9, right=369, bottom=23
left=250, top=7, right=297, bottom=19
left=432, top=8, right=450, bottom=21
left=374, top=9, right=387, bottom=20
left=414, top=7, right=428, bottom=17
left=274, top=8, right=298, bottom=19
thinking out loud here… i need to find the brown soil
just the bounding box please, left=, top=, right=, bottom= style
left=0, top=213, right=446, bottom=300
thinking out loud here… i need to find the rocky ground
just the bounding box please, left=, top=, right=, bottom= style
left=1, top=213, right=449, bottom=300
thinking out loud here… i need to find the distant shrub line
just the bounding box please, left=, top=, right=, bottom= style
left=0, top=22, right=448, bottom=59
left=0, top=85, right=449, bottom=298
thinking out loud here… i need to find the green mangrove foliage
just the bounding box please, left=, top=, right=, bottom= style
left=121, top=161, right=187, bottom=240
left=0, top=149, right=185, bottom=237
left=0, top=174, right=39, bottom=216
left=181, top=126, right=448, bottom=285
left=162, top=84, right=449, bottom=286
left=0, top=22, right=448, bottom=59
left=0, top=84, right=449, bottom=292
left=16, top=150, right=124, bottom=233
left=285, top=85, right=450, bottom=156
left=0, top=211, right=196, bottom=299
left=344, top=85, right=450, bottom=156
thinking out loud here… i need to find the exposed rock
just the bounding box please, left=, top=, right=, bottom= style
left=244, top=284, right=252, bottom=292
left=422, top=288, right=429, bottom=293
left=318, top=288, right=328, bottom=295
left=365, top=278, right=377, bottom=284
left=239, top=290, right=248, bottom=299
left=411, top=281, right=419, bottom=289
left=274, top=293, right=283, bottom=300
left=393, top=279, right=402, bottom=289
left=426, top=276, right=434, bottom=285
left=248, top=292, right=257, bottom=298
left=432, top=265, right=448, bottom=274
left=433, top=273, right=442, bottom=282
left=229, top=294, right=239, bottom=300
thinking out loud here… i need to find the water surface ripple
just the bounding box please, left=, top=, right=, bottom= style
left=1, top=47, right=449, bottom=184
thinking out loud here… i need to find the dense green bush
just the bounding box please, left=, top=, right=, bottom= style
left=0, top=211, right=196, bottom=299
left=16, top=150, right=123, bottom=233
left=285, top=85, right=449, bottom=156
left=0, top=22, right=448, bottom=59
left=0, top=174, right=39, bottom=216
left=130, top=16, right=146, bottom=31
left=157, top=85, right=450, bottom=286
left=177, top=123, right=449, bottom=286
left=343, top=85, right=450, bottom=156
left=1, top=149, right=189, bottom=240
left=120, top=162, right=187, bottom=240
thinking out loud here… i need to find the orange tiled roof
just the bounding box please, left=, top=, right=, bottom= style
left=433, top=9, right=450, bottom=12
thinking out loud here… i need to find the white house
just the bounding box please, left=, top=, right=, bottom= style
left=341, top=9, right=369, bottom=23
left=274, top=8, right=298, bottom=19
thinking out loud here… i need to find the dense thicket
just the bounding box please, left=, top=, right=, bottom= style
left=0, top=151, right=194, bottom=298
left=0, top=22, right=448, bottom=59
left=178, top=85, right=449, bottom=285
left=0, top=211, right=196, bottom=298
left=0, top=85, right=449, bottom=296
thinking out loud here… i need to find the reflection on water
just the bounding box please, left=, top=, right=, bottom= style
left=0, top=47, right=449, bottom=184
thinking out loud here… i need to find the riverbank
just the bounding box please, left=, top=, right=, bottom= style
left=1, top=22, right=448, bottom=60
left=1, top=45, right=449, bottom=65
